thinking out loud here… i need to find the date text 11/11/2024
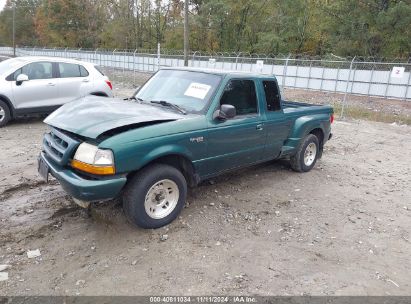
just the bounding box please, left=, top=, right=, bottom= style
left=149, top=297, right=257, bottom=303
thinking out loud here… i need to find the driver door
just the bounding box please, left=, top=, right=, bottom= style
left=11, top=61, right=59, bottom=110
left=205, top=79, right=266, bottom=176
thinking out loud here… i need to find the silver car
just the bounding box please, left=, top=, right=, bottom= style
left=0, top=56, right=114, bottom=127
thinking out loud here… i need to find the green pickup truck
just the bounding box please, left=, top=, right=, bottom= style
left=38, top=67, right=333, bottom=229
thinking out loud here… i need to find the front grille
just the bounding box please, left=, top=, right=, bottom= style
left=43, top=128, right=80, bottom=165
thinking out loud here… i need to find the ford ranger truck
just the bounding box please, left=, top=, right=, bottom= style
left=38, top=68, right=333, bottom=229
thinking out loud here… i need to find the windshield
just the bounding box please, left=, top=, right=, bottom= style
left=0, top=57, right=28, bottom=75
left=135, top=69, right=222, bottom=113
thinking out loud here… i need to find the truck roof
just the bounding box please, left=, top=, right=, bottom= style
left=161, top=66, right=277, bottom=80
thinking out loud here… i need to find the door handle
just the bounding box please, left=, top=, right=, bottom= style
left=47, top=83, right=56, bottom=86
left=256, top=124, right=263, bottom=131
left=82, top=79, right=90, bottom=82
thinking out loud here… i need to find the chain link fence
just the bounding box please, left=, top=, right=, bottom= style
left=0, top=46, right=410, bottom=101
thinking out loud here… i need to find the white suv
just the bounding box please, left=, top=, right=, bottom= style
left=0, top=56, right=114, bottom=127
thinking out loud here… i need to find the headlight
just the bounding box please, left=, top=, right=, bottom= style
left=71, top=142, right=115, bottom=175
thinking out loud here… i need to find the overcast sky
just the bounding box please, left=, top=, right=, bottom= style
left=0, top=0, right=6, bottom=11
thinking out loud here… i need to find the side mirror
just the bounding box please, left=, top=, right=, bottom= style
left=16, top=74, right=29, bottom=85
left=213, top=104, right=236, bottom=121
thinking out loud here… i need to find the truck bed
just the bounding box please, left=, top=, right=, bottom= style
left=282, top=100, right=321, bottom=108
left=282, top=100, right=333, bottom=116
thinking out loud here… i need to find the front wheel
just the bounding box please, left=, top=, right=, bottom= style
left=0, top=100, right=11, bottom=127
left=123, top=164, right=187, bottom=229
left=290, top=134, right=320, bottom=172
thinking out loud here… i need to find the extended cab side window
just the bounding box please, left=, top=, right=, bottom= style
left=263, top=80, right=281, bottom=111
left=220, top=79, right=258, bottom=116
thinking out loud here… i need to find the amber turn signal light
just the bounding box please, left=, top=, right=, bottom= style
left=71, top=159, right=115, bottom=175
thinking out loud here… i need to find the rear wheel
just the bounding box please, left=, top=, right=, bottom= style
left=290, top=134, right=320, bottom=172
left=0, top=100, right=11, bottom=127
left=123, top=163, right=187, bottom=229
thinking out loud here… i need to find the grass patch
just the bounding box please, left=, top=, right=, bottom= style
left=331, top=103, right=411, bottom=125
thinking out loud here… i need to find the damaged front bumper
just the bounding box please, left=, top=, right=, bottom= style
left=38, top=152, right=127, bottom=202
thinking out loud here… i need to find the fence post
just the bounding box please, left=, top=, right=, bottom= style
left=320, top=64, right=326, bottom=91
left=384, top=66, right=392, bottom=99
left=123, top=50, right=126, bottom=73
left=143, top=51, right=146, bottom=72
left=367, top=66, right=375, bottom=98
left=235, top=53, right=242, bottom=70
left=334, top=66, right=340, bottom=93
left=341, top=56, right=356, bottom=119
left=351, top=65, right=357, bottom=95
left=224, top=53, right=230, bottom=70
left=157, top=43, right=161, bottom=70
left=294, top=62, right=299, bottom=87
left=94, top=48, right=98, bottom=64
left=307, top=61, right=312, bottom=89
left=270, top=57, right=275, bottom=75
left=112, top=49, right=116, bottom=69
left=192, top=51, right=199, bottom=67
left=133, top=49, right=137, bottom=85
left=240, top=53, right=247, bottom=71
left=404, top=68, right=411, bottom=101
left=282, top=54, right=291, bottom=89
left=249, top=55, right=252, bottom=72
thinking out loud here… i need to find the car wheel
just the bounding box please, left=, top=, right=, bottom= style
left=0, top=100, right=11, bottom=127
left=123, top=163, right=187, bottom=229
left=290, top=134, right=320, bottom=172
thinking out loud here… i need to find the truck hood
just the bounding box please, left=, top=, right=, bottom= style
left=44, top=96, right=186, bottom=139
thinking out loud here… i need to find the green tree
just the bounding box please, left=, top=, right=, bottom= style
left=35, top=0, right=106, bottom=47
left=0, top=0, right=40, bottom=47
left=0, top=0, right=409, bottom=59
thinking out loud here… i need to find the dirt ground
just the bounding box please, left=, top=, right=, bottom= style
left=1, top=90, right=410, bottom=296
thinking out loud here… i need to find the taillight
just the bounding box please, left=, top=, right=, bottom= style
left=330, top=114, right=334, bottom=124
left=105, top=80, right=113, bottom=90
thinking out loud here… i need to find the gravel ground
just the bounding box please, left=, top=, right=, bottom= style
left=0, top=87, right=410, bottom=295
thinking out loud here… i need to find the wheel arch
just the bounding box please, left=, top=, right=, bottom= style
left=307, top=127, right=325, bottom=158
left=0, top=94, right=15, bottom=118
left=309, top=127, right=324, bottom=146
left=128, top=153, right=198, bottom=188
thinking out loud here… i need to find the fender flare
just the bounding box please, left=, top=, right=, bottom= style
left=0, top=94, right=16, bottom=118
left=289, top=114, right=329, bottom=140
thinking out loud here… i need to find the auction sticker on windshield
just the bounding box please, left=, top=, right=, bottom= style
left=184, top=83, right=211, bottom=99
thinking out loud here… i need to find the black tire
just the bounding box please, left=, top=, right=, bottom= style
left=123, top=163, right=187, bottom=229
left=290, top=134, right=320, bottom=173
left=0, top=100, right=11, bottom=127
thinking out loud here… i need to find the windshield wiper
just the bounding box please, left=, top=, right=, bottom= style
left=124, top=96, right=145, bottom=102
left=150, top=100, right=187, bottom=115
